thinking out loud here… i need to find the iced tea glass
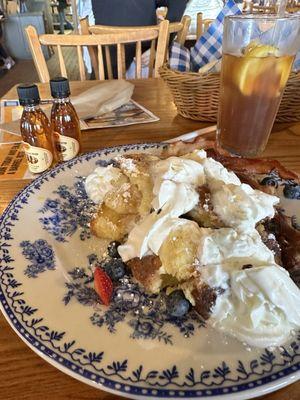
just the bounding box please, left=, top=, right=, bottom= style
left=217, top=14, right=300, bottom=157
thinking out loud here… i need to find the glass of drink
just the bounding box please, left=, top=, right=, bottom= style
left=217, top=14, right=300, bottom=157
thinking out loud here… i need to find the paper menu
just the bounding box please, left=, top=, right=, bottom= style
left=0, top=103, right=31, bottom=181
left=0, top=142, right=33, bottom=180
left=80, top=100, right=159, bottom=130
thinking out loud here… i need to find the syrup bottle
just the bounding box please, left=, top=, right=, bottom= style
left=50, top=77, right=82, bottom=162
left=17, top=84, right=56, bottom=174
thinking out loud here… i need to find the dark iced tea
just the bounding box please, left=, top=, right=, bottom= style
left=218, top=46, right=294, bottom=157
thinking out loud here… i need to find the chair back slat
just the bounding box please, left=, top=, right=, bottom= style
left=56, top=45, right=67, bottom=78
left=97, top=45, right=105, bottom=80
left=121, top=44, right=126, bottom=76
left=148, top=39, right=156, bottom=78
left=176, top=16, right=191, bottom=45
left=196, top=12, right=203, bottom=40
left=79, top=17, right=99, bottom=79
left=117, top=43, right=126, bottom=79
left=77, top=46, right=86, bottom=81
left=25, top=25, right=50, bottom=83
left=135, top=41, right=142, bottom=79
left=105, top=46, right=113, bottom=79
left=203, top=20, right=212, bottom=32
left=154, top=19, right=169, bottom=77
left=196, top=12, right=213, bottom=40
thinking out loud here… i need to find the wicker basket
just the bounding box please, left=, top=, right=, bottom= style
left=159, top=64, right=300, bottom=123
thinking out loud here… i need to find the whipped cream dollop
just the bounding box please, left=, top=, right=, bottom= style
left=183, top=151, right=240, bottom=186
left=201, top=264, right=300, bottom=347
left=85, top=165, right=123, bottom=204
left=151, top=156, right=206, bottom=215
left=211, top=183, right=280, bottom=230
left=152, top=156, right=206, bottom=193
left=152, top=180, right=199, bottom=217
left=118, top=215, right=191, bottom=261
left=197, top=228, right=275, bottom=267
left=203, top=158, right=241, bottom=186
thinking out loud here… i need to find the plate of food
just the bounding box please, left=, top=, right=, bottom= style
left=0, top=136, right=299, bottom=400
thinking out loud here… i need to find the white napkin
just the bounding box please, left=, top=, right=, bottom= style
left=71, top=80, right=134, bottom=120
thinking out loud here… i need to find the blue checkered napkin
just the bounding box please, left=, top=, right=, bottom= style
left=169, top=42, right=191, bottom=72
left=190, top=0, right=242, bottom=71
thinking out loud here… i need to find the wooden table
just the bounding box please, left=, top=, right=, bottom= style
left=0, top=78, right=299, bottom=400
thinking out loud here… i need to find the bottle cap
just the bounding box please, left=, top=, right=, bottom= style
left=17, top=84, right=40, bottom=106
left=50, top=77, right=71, bottom=98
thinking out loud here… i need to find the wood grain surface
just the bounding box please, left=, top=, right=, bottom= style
left=0, top=78, right=299, bottom=400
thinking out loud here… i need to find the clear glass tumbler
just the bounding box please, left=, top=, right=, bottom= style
left=217, top=14, right=300, bottom=157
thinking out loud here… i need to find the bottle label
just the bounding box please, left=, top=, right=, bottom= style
left=22, top=142, right=53, bottom=174
left=54, top=132, right=80, bottom=161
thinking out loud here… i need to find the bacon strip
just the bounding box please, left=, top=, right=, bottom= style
left=271, top=213, right=300, bottom=286
left=164, top=137, right=299, bottom=181
left=207, top=149, right=300, bottom=181
left=162, top=136, right=216, bottom=158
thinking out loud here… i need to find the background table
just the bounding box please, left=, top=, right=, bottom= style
left=0, top=78, right=299, bottom=399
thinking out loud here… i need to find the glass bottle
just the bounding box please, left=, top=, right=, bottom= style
left=50, top=77, right=82, bottom=162
left=17, top=84, right=56, bottom=174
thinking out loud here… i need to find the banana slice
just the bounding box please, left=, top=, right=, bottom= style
left=159, top=221, right=201, bottom=282
left=116, top=154, right=157, bottom=215
left=104, top=182, right=141, bottom=214
left=91, top=204, right=136, bottom=241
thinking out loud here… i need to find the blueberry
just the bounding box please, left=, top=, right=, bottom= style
left=107, top=241, right=121, bottom=258
left=103, top=258, right=126, bottom=281
left=166, top=290, right=190, bottom=317
left=260, top=176, right=279, bottom=187
left=283, top=184, right=300, bottom=200
left=96, top=159, right=120, bottom=168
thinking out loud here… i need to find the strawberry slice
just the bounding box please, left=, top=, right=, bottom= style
left=94, top=267, right=113, bottom=306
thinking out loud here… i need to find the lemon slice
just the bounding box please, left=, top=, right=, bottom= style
left=243, top=42, right=278, bottom=58
left=237, top=42, right=279, bottom=96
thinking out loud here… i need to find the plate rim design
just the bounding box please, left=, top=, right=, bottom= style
left=0, top=143, right=299, bottom=399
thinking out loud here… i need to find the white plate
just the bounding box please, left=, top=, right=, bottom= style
left=0, top=143, right=299, bottom=400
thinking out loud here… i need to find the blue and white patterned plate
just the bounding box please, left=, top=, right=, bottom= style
left=0, top=143, right=299, bottom=400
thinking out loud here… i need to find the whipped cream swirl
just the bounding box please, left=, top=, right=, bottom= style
left=201, top=264, right=300, bottom=347
left=84, top=165, right=123, bottom=204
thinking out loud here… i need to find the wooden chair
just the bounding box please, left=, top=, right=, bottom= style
left=249, top=2, right=277, bottom=13
left=25, top=21, right=170, bottom=82
left=156, top=6, right=168, bottom=21
left=242, top=1, right=254, bottom=13
left=196, top=13, right=213, bottom=40
left=86, top=17, right=190, bottom=46
left=286, top=0, right=300, bottom=12
left=80, top=16, right=191, bottom=79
